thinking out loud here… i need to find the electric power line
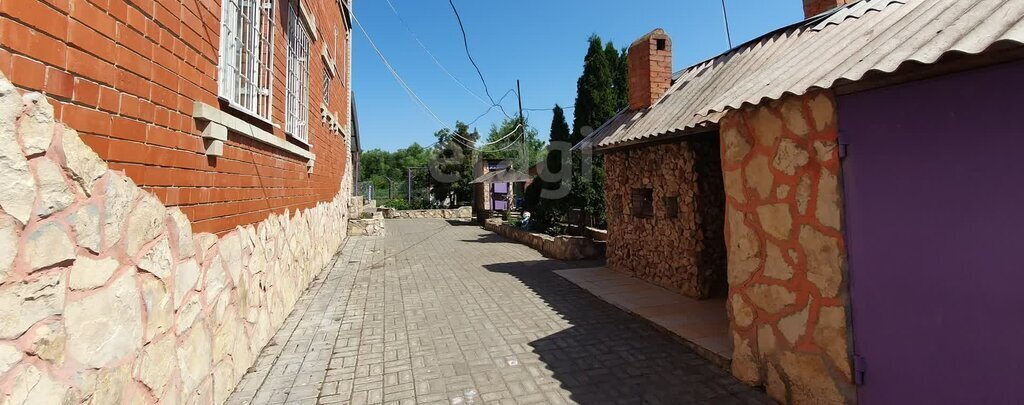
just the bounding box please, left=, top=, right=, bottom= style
left=345, top=1, right=524, bottom=153
left=445, top=0, right=512, bottom=119
left=467, top=89, right=516, bottom=126
left=486, top=133, right=526, bottom=152
left=344, top=1, right=453, bottom=132
left=523, top=106, right=576, bottom=111
left=382, top=0, right=491, bottom=107
left=438, top=124, right=522, bottom=151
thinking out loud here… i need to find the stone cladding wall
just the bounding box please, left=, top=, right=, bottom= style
left=483, top=219, right=604, bottom=261
left=0, top=80, right=352, bottom=404
left=719, top=90, right=854, bottom=404
left=604, top=134, right=727, bottom=299
left=383, top=207, right=473, bottom=219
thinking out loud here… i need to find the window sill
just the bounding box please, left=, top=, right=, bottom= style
left=286, top=132, right=311, bottom=147
left=217, top=97, right=280, bottom=129
left=194, top=102, right=316, bottom=172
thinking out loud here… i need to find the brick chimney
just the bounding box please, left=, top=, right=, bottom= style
left=627, top=29, right=672, bottom=111
left=803, top=0, right=853, bottom=18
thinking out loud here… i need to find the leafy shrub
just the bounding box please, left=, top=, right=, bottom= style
left=545, top=223, right=567, bottom=237
left=383, top=198, right=410, bottom=210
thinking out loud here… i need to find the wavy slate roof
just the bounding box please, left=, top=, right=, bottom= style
left=577, top=0, right=1024, bottom=150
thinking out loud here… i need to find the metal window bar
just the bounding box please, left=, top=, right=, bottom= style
left=218, top=0, right=274, bottom=120
left=285, top=2, right=310, bottom=144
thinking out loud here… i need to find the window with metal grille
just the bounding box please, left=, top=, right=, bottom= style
left=218, top=0, right=274, bottom=121
left=630, top=188, right=654, bottom=218
left=285, top=1, right=310, bottom=144
left=664, top=196, right=679, bottom=219
left=322, top=66, right=331, bottom=106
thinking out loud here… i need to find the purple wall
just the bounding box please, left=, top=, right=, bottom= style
left=839, top=59, right=1024, bottom=403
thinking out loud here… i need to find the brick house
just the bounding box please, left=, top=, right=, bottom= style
left=577, top=0, right=1024, bottom=403
left=0, top=0, right=358, bottom=403
left=0, top=0, right=356, bottom=234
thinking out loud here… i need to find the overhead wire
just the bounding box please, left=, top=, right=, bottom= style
left=346, top=1, right=528, bottom=154
left=467, top=89, right=515, bottom=126
left=523, top=106, right=575, bottom=111
left=438, top=124, right=522, bottom=151
left=377, top=0, right=518, bottom=146
left=382, top=0, right=491, bottom=107
left=486, top=133, right=526, bottom=152
left=445, top=0, right=513, bottom=119
left=343, top=1, right=452, bottom=132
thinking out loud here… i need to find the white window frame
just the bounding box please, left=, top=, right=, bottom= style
left=217, top=0, right=275, bottom=123
left=285, top=1, right=311, bottom=144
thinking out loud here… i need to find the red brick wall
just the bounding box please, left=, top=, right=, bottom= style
left=0, top=0, right=352, bottom=234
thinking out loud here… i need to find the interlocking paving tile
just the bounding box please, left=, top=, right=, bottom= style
left=227, top=219, right=772, bottom=405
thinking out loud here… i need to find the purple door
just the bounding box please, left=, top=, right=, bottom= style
left=839, top=60, right=1024, bottom=403
left=491, top=183, right=509, bottom=211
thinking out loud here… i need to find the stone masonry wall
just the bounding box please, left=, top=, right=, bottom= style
left=719, top=90, right=854, bottom=404
left=383, top=207, right=473, bottom=220
left=604, top=134, right=727, bottom=299
left=0, top=80, right=352, bottom=403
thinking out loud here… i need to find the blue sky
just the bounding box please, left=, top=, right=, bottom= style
left=352, top=0, right=803, bottom=151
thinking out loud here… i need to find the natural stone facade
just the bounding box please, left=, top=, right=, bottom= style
left=719, top=90, right=854, bottom=403
left=0, top=80, right=351, bottom=404
left=604, top=134, right=727, bottom=299
left=347, top=212, right=386, bottom=237
left=484, top=219, right=604, bottom=261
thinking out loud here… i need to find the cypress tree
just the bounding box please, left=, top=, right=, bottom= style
left=610, top=46, right=629, bottom=110
left=524, top=104, right=569, bottom=216
left=571, top=35, right=616, bottom=145
left=534, top=34, right=630, bottom=231
left=547, top=104, right=570, bottom=175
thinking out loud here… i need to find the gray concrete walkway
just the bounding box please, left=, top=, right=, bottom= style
left=227, top=219, right=770, bottom=405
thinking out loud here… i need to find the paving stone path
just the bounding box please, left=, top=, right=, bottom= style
left=227, top=219, right=771, bottom=405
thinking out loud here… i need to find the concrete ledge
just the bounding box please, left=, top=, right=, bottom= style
left=555, top=267, right=732, bottom=369
left=193, top=102, right=316, bottom=163
left=483, top=219, right=604, bottom=261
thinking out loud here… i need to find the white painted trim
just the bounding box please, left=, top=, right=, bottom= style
left=321, top=48, right=337, bottom=77
left=193, top=101, right=315, bottom=162
left=297, top=0, right=319, bottom=41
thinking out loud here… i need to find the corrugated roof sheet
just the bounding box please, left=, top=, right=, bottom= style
left=470, top=168, right=533, bottom=184
left=577, top=0, right=1024, bottom=150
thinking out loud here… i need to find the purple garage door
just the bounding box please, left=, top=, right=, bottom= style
left=839, top=60, right=1024, bottom=403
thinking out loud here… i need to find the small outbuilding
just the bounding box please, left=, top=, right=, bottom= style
left=577, top=0, right=1024, bottom=403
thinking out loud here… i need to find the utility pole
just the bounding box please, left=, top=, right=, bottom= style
left=516, top=79, right=524, bottom=214
left=407, top=168, right=413, bottom=205
left=517, top=80, right=526, bottom=175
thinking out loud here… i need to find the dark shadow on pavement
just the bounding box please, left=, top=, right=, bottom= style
left=444, top=219, right=479, bottom=227
left=483, top=260, right=772, bottom=405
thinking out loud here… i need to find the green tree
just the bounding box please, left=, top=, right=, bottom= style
left=562, top=34, right=628, bottom=229
left=479, top=116, right=545, bottom=167
left=525, top=104, right=573, bottom=228
left=430, top=121, right=479, bottom=207
left=572, top=35, right=617, bottom=145
left=606, top=43, right=629, bottom=111
left=359, top=143, right=433, bottom=204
